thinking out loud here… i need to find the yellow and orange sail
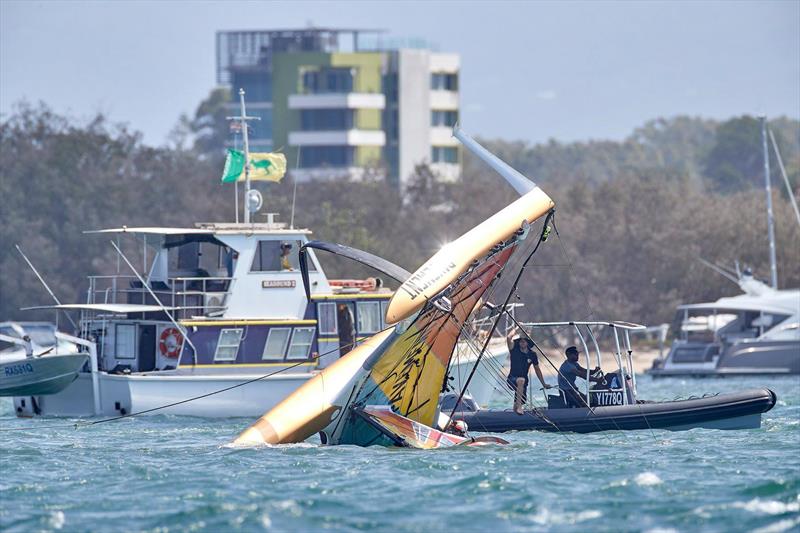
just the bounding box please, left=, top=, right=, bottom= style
left=232, top=126, right=555, bottom=448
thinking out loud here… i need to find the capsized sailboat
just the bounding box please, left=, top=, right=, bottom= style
left=232, top=126, right=555, bottom=448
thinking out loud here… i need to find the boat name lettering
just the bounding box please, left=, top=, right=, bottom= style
left=4, top=363, right=35, bottom=377
left=400, top=261, right=458, bottom=301
left=593, top=391, right=624, bottom=406
left=262, top=280, right=296, bottom=289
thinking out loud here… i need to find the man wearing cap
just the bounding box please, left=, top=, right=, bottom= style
left=558, top=346, right=601, bottom=408
left=506, top=327, right=552, bottom=414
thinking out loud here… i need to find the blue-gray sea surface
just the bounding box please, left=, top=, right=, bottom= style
left=1, top=377, right=798, bottom=532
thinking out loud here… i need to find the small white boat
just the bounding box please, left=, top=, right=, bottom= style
left=0, top=322, right=88, bottom=400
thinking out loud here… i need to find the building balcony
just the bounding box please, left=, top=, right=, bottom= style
left=292, top=166, right=387, bottom=183
left=430, top=90, right=459, bottom=111
left=288, top=130, right=386, bottom=147
left=430, top=53, right=460, bottom=74
left=288, top=93, right=386, bottom=110
left=430, top=127, right=459, bottom=147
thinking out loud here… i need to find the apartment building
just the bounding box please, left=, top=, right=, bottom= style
left=216, top=28, right=461, bottom=188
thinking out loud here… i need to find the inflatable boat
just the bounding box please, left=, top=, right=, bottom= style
left=441, top=321, right=778, bottom=434
left=447, top=388, right=777, bottom=433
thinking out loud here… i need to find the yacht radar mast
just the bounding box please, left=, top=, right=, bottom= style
left=226, top=89, right=261, bottom=224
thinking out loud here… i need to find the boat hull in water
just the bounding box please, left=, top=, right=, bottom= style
left=0, top=354, right=87, bottom=397
left=452, top=388, right=777, bottom=433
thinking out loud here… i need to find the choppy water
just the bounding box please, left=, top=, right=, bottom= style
left=1, top=376, right=798, bottom=532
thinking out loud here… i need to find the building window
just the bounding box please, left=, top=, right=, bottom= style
left=318, top=303, right=338, bottom=335
left=431, top=73, right=458, bottom=91
left=115, top=324, right=136, bottom=360
left=300, top=109, right=353, bottom=131
left=302, top=67, right=354, bottom=94
left=262, top=327, right=291, bottom=360
left=231, top=70, right=272, bottom=101
left=431, top=110, right=458, bottom=127
left=214, top=328, right=243, bottom=361
left=251, top=240, right=312, bottom=272
left=299, top=146, right=354, bottom=168
left=357, top=301, right=382, bottom=334
left=287, top=327, right=315, bottom=359
left=432, top=146, right=458, bottom=164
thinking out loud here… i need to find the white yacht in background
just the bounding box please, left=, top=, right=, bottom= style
left=12, top=221, right=507, bottom=418
left=650, top=117, right=800, bottom=377
left=649, top=269, right=799, bottom=377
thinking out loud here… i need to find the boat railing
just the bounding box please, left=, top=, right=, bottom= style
left=518, top=321, right=645, bottom=405
left=86, top=274, right=235, bottom=319
left=468, top=303, right=524, bottom=341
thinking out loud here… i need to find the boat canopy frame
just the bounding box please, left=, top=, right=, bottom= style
left=518, top=321, right=645, bottom=406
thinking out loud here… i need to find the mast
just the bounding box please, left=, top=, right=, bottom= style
left=239, top=89, right=253, bottom=224
left=226, top=89, right=260, bottom=224
left=760, top=116, right=778, bottom=289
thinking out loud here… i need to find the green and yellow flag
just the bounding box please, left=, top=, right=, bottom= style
left=221, top=149, right=286, bottom=183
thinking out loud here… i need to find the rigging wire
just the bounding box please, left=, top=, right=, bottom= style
left=448, top=211, right=554, bottom=422
left=550, top=216, right=657, bottom=443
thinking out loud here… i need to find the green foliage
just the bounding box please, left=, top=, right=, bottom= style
left=1, top=103, right=798, bottom=333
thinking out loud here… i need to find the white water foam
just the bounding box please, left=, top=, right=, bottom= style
left=732, top=498, right=800, bottom=515
left=634, top=472, right=663, bottom=486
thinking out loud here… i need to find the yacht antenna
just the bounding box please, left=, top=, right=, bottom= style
left=769, top=128, right=800, bottom=229
left=760, top=116, right=778, bottom=289
left=15, top=244, right=79, bottom=331
left=226, top=89, right=260, bottom=224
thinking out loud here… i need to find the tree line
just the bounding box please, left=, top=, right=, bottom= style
left=1, top=102, right=798, bottom=331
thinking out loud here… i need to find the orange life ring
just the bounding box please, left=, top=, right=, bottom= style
left=159, top=327, right=184, bottom=358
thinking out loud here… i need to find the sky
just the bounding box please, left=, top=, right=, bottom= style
left=1, top=0, right=798, bottom=146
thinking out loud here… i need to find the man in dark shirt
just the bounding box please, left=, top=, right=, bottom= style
left=506, top=328, right=552, bottom=414
left=558, top=346, right=601, bottom=408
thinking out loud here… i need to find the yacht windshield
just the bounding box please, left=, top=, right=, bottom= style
left=678, top=310, right=737, bottom=342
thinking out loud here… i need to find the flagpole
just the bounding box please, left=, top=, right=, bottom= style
left=290, top=146, right=300, bottom=229
left=239, top=88, right=252, bottom=224
left=234, top=130, right=239, bottom=223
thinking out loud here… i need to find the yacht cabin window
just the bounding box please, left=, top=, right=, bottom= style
left=357, top=301, right=382, bottom=334
left=287, top=327, right=315, bottom=360
left=214, top=328, right=243, bottom=361
left=251, top=240, right=316, bottom=272
left=167, top=239, right=229, bottom=278
left=115, top=324, right=136, bottom=360
left=380, top=301, right=389, bottom=329
left=317, top=303, right=337, bottom=335
left=262, top=328, right=291, bottom=360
